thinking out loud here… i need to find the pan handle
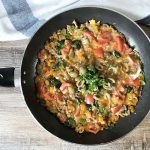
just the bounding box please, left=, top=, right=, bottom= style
left=136, top=15, right=150, bottom=26
left=0, top=67, right=15, bottom=87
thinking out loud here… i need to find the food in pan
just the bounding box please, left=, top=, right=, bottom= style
left=35, top=20, right=145, bottom=134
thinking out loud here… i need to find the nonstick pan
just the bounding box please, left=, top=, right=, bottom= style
left=0, top=7, right=150, bottom=145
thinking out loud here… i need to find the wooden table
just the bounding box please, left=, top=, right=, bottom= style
left=0, top=25, right=150, bottom=150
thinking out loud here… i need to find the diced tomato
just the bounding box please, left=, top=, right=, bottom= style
left=38, top=49, right=49, bottom=62
left=85, top=123, right=100, bottom=134
left=122, top=76, right=133, bottom=85
left=57, top=113, right=67, bottom=123
left=118, top=85, right=125, bottom=92
left=93, top=47, right=104, bottom=58
left=113, top=85, right=125, bottom=100
left=85, top=94, right=94, bottom=105
left=124, top=43, right=132, bottom=54
left=37, top=82, right=45, bottom=94
left=97, top=31, right=112, bottom=45
left=123, top=76, right=140, bottom=87
left=74, top=107, right=80, bottom=116
left=114, top=36, right=124, bottom=54
left=111, top=105, right=122, bottom=114
left=60, top=82, right=72, bottom=94
left=43, top=92, right=53, bottom=101
left=101, top=31, right=112, bottom=41
left=61, top=40, right=71, bottom=59
left=133, top=78, right=140, bottom=87
left=97, top=38, right=108, bottom=45
left=61, top=49, right=69, bottom=59
left=54, top=92, right=63, bottom=101
left=43, top=66, right=50, bottom=72
left=84, top=31, right=97, bottom=41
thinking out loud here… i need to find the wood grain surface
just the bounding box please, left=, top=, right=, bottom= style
left=0, top=25, right=150, bottom=150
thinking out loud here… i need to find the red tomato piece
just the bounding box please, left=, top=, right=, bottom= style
left=114, top=36, right=124, bottom=54
left=54, top=92, right=63, bottom=101
left=57, top=113, right=67, bottom=123
left=93, top=47, right=104, bottom=58
left=111, top=105, right=122, bottom=114
left=124, top=43, right=132, bottom=54
left=97, top=38, right=108, bottom=45
left=38, top=49, right=49, bottom=62
left=61, top=40, right=71, bottom=59
left=74, top=107, right=80, bottom=116
left=97, top=31, right=112, bottom=45
left=133, top=78, right=140, bottom=87
left=84, top=31, right=97, bottom=41
left=85, top=94, right=94, bottom=105
left=123, top=76, right=140, bottom=87
left=61, top=49, right=69, bottom=59
left=43, top=92, right=53, bottom=101
left=101, top=31, right=112, bottom=41
left=122, top=76, right=133, bottom=85
left=60, top=82, right=72, bottom=94
left=43, top=66, right=50, bottom=72
left=37, top=82, right=45, bottom=94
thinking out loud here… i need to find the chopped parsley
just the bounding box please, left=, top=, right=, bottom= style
left=79, top=118, right=87, bottom=126
left=52, top=58, right=64, bottom=69
left=55, top=40, right=65, bottom=54
left=107, top=123, right=115, bottom=129
left=65, top=118, right=76, bottom=128
left=48, top=77, right=62, bottom=88
left=72, top=40, right=82, bottom=49
left=94, top=100, right=109, bottom=118
left=82, top=65, right=107, bottom=93
left=65, top=32, right=71, bottom=39
left=125, top=86, right=133, bottom=93
left=140, top=74, right=146, bottom=86
left=113, top=50, right=121, bottom=58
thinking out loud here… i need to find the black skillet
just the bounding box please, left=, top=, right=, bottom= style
left=0, top=7, right=150, bottom=145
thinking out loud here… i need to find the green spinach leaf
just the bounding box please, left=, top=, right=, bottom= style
left=48, top=77, right=62, bottom=88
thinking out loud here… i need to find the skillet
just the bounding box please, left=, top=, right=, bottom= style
left=0, top=7, right=150, bottom=144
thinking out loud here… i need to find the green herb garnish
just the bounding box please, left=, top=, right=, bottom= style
left=55, top=40, right=65, bottom=54
left=125, top=86, right=133, bottom=93
left=65, top=118, right=76, bottom=128
left=65, top=32, right=71, bottom=39
left=38, top=99, right=46, bottom=106
left=48, top=77, right=62, bottom=88
left=52, top=58, right=64, bottom=69
left=82, top=65, right=107, bottom=93
left=140, top=74, right=146, bottom=86
left=113, top=50, right=121, bottom=58
left=72, top=40, right=82, bottom=50
left=86, top=104, right=93, bottom=112
left=94, top=100, right=109, bottom=118
left=107, top=123, right=115, bottom=129
left=79, top=118, right=87, bottom=126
